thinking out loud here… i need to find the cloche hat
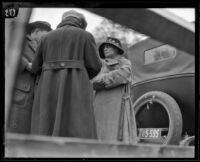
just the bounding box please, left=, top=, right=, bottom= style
left=99, top=37, right=124, bottom=59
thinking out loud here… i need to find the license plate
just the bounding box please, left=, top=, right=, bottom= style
left=138, top=128, right=162, bottom=139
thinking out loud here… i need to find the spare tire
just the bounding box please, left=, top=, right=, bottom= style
left=132, top=91, right=183, bottom=145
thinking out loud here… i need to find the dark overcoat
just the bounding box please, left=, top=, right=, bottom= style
left=30, top=19, right=102, bottom=139
left=7, top=36, right=37, bottom=134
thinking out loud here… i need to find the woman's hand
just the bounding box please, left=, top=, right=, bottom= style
left=93, top=80, right=105, bottom=91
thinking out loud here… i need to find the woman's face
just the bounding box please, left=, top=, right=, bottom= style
left=103, top=44, right=119, bottom=58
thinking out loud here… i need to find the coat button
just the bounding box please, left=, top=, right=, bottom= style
left=60, top=63, right=65, bottom=67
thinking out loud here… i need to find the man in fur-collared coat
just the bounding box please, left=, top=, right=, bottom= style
left=30, top=10, right=102, bottom=139
left=7, top=21, right=52, bottom=134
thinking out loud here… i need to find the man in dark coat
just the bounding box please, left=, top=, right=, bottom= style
left=30, top=10, right=102, bottom=139
left=7, top=21, right=52, bottom=134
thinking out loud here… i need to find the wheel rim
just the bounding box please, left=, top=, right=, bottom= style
left=135, top=96, right=174, bottom=144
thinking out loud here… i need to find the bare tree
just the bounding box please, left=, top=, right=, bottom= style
left=92, top=18, right=146, bottom=49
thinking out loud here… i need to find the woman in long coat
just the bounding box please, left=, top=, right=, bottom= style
left=92, top=37, right=137, bottom=144
left=31, top=10, right=102, bottom=139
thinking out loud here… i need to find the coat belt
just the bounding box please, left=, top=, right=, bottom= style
left=42, top=60, right=84, bottom=70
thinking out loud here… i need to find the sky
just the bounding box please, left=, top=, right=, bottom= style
left=29, top=8, right=195, bottom=34
left=29, top=8, right=104, bottom=32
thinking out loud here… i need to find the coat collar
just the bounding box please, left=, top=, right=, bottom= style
left=104, top=55, right=124, bottom=66
left=56, top=18, right=82, bottom=29
left=26, top=35, right=33, bottom=41
left=26, top=35, right=38, bottom=52
left=104, top=58, right=119, bottom=66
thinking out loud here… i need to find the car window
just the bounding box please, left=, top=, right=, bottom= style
left=144, top=45, right=177, bottom=65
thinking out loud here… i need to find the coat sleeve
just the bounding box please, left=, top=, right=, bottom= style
left=18, top=56, right=28, bottom=73
left=21, top=56, right=30, bottom=70
left=31, top=39, right=44, bottom=74
left=96, top=59, right=133, bottom=89
left=84, top=33, right=102, bottom=80
left=19, top=41, right=33, bottom=72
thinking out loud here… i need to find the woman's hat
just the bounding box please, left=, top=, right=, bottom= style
left=99, top=37, right=124, bottom=59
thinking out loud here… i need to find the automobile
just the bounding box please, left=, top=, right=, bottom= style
left=5, top=6, right=195, bottom=157
left=128, top=38, right=195, bottom=145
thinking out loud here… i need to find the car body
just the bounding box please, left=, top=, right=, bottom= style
left=128, top=38, right=195, bottom=144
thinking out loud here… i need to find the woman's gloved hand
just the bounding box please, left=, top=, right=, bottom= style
left=93, top=80, right=105, bottom=91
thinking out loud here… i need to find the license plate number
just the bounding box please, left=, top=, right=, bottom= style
left=138, top=128, right=162, bottom=139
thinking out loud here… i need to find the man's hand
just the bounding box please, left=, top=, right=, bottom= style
left=26, top=62, right=32, bottom=72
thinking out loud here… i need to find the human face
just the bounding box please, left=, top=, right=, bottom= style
left=103, top=44, right=119, bottom=59
left=31, top=29, right=49, bottom=44
left=36, top=30, right=49, bottom=41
